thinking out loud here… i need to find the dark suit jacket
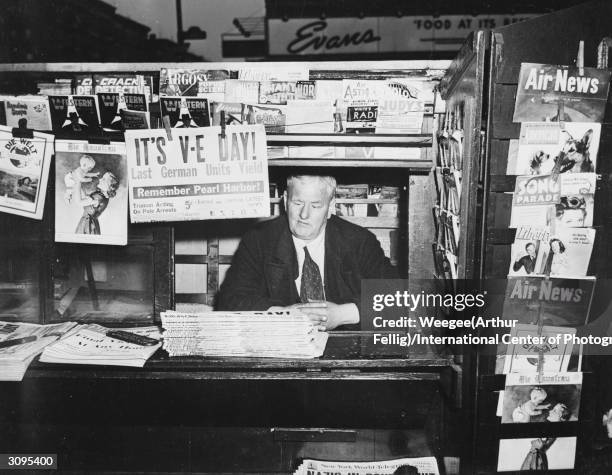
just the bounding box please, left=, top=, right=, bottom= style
left=216, top=215, right=397, bottom=313
left=513, top=255, right=537, bottom=274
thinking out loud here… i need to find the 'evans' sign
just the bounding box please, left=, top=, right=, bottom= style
left=268, top=15, right=536, bottom=55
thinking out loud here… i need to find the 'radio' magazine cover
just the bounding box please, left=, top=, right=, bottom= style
left=513, top=62, right=611, bottom=122
left=54, top=140, right=128, bottom=245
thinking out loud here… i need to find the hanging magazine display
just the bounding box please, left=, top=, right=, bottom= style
left=500, top=324, right=576, bottom=374
left=48, top=95, right=101, bottom=132
left=498, top=436, right=576, bottom=472
left=507, top=122, right=601, bottom=175
left=502, top=276, right=595, bottom=327
left=510, top=173, right=596, bottom=228
left=97, top=92, right=148, bottom=131
left=125, top=125, right=269, bottom=222
left=0, top=95, right=52, bottom=131
left=0, top=126, right=53, bottom=219
left=501, top=372, right=582, bottom=423
left=159, top=68, right=234, bottom=98
left=54, top=140, right=128, bottom=245
left=160, top=97, right=210, bottom=128
left=513, top=63, right=611, bottom=122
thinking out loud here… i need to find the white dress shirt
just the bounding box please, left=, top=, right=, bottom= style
left=292, top=229, right=326, bottom=300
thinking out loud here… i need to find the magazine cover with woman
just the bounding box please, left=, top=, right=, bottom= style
left=54, top=140, right=127, bottom=245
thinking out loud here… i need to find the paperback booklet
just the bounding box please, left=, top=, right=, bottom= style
left=500, top=323, right=576, bottom=374
left=48, top=95, right=100, bottom=132
left=510, top=173, right=596, bottom=228
left=536, top=227, right=595, bottom=277
left=498, top=437, right=576, bottom=472
left=507, top=122, right=601, bottom=175
left=54, top=140, right=128, bottom=245
left=501, top=372, right=582, bottom=423
left=508, top=226, right=550, bottom=276
left=159, top=68, right=234, bottom=97
left=0, top=95, right=52, bottom=131
left=513, top=62, right=611, bottom=122
left=210, top=102, right=245, bottom=126
left=160, top=97, right=210, bottom=128
left=97, top=92, right=148, bottom=131
left=243, top=104, right=286, bottom=134
left=258, top=81, right=296, bottom=105
left=503, top=276, right=595, bottom=327
left=224, top=80, right=260, bottom=104
left=0, top=126, right=54, bottom=220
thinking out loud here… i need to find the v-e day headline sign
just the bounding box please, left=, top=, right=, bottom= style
left=124, top=125, right=269, bottom=222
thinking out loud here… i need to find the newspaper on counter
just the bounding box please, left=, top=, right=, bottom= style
left=293, top=457, right=439, bottom=475
left=0, top=126, right=54, bottom=220
left=161, top=311, right=328, bottom=359
left=0, top=95, right=53, bottom=130
left=0, top=321, right=78, bottom=381
left=40, top=324, right=161, bottom=367
left=125, top=124, right=270, bottom=222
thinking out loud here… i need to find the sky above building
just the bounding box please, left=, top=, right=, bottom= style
left=102, top=0, right=265, bottom=60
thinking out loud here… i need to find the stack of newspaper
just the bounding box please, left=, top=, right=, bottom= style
left=0, top=321, right=78, bottom=381
left=293, top=457, right=440, bottom=475
left=40, top=324, right=162, bottom=367
left=161, top=311, right=328, bottom=359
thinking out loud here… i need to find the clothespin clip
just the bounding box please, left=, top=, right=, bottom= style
left=536, top=318, right=545, bottom=384
left=162, top=115, right=173, bottom=141
left=220, top=111, right=226, bottom=139
left=556, top=101, right=566, bottom=130
left=597, top=37, right=612, bottom=69
left=576, top=40, right=585, bottom=76
left=11, top=118, right=34, bottom=139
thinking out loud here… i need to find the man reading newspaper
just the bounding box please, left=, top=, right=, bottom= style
left=217, top=174, right=396, bottom=330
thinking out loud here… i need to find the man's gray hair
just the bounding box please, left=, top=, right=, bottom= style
left=286, top=175, right=337, bottom=199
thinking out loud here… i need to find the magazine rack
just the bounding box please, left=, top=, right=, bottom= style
left=467, top=2, right=612, bottom=473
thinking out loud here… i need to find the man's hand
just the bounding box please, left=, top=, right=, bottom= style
left=268, top=302, right=359, bottom=330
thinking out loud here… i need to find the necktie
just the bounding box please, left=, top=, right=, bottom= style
left=300, top=246, right=325, bottom=303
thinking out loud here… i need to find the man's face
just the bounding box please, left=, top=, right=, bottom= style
left=285, top=178, right=333, bottom=241
left=526, top=244, right=536, bottom=258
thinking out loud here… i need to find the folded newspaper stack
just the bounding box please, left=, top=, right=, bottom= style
left=40, top=324, right=162, bottom=367
left=161, top=311, right=328, bottom=359
left=293, top=457, right=440, bottom=475
left=0, top=321, right=78, bottom=381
